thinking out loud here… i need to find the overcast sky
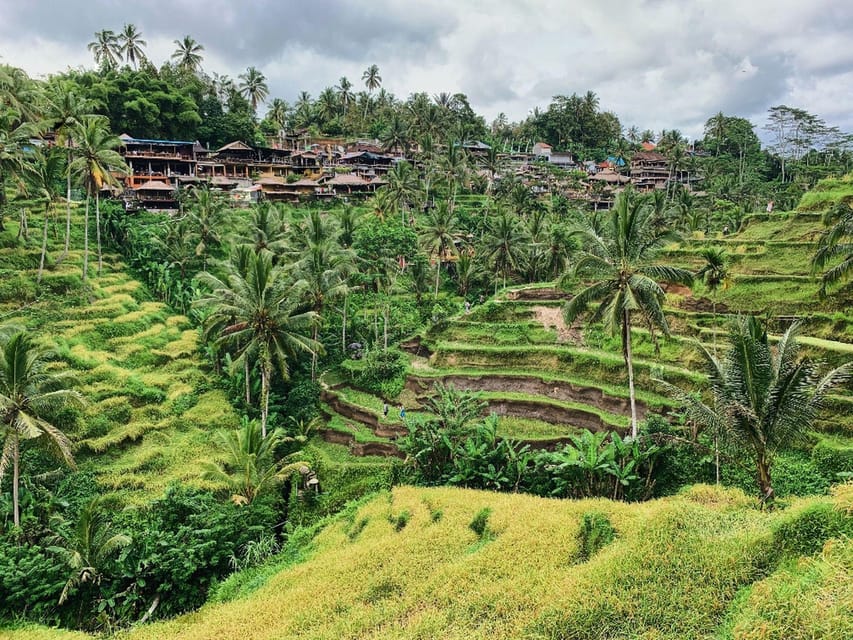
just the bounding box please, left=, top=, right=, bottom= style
left=1, top=0, right=851, bottom=140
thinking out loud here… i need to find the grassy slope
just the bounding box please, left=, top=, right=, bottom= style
left=10, top=483, right=849, bottom=640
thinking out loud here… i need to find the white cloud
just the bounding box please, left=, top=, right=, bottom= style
left=1, top=0, right=851, bottom=139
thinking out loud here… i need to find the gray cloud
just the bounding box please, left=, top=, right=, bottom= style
left=1, top=0, right=852, bottom=138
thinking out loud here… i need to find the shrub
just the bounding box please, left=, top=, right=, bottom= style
left=390, top=510, right=411, bottom=532
left=575, top=512, right=616, bottom=562
left=469, top=507, right=492, bottom=538
left=356, top=347, right=408, bottom=397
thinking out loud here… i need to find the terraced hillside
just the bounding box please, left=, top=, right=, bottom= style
left=0, top=207, right=393, bottom=502
left=318, top=204, right=853, bottom=480
left=9, top=483, right=851, bottom=640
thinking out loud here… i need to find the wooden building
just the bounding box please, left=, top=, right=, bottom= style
left=120, top=134, right=199, bottom=188
left=134, top=180, right=178, bottom=209
left=630, top=151, right=669, bottom=191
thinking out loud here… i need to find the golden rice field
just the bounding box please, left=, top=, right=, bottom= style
left=8, top=484, right=848, bottom=640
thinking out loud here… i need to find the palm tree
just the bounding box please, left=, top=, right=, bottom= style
left=171, top=35, right=205, bottom=74
left=663, top=317, right=850, bottom=502
left=266, top=98, right=289, bottom=137
left=419, top=201, right=461, bottom=297
left=234, top=202, right=290, bottom=256
left=812, top=201, right=853, bottom=296
left=316, top=87, right=339, bottom=124
left=362, top=64, right=381, bottom=119
left=562, top=190, right=693, bottom=438
left=381, top=113, right=410, bottom=154
left=362, top=64, right=382, bottom=93
left=57, top=496, right=131, bottom=604
left=46, top=81, right=92, bottom=262
left=22, top=147, right=65, bottom=282
left=201, top=419, right=305, bottom=504
left=335, top=76, right=354, bottom=111
left=695, top=247, right=729, bottom=356
left=117, top=24, right=147, bottom=69
left=238, top=67, right=269, bottom=112
left=0, top=329, right=82, bottom=527
left=195, top=251, right=320, bottom=437
left=187, top=186, right=226, bottom=269
left=483, top=208, right=528, bottom=292
left=382, top=161, right=420, bottom=222
left=87, top=30, right=120, bottom=70
left=69, top=116, right=127, bottom=280
left=0, top=109, right=37, bottom=212
left=297, top=239, right=356, bottom=378
left=294, top=91, right=313, bottom=128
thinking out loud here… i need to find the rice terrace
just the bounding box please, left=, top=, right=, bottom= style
left=1, top=2, right=852, bottom=639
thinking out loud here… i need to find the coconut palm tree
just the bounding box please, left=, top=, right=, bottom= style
left=362, top=64, right=382, bottom=93
left=195, top=251, right=320, bottom=437
left=0, top=108, right=37, bottom=213
left=812, top=201, right=853, bottom=296
left=361, top=64, right=381, bottom=119
left=297, top=238, right=356, bottom=378
left=238, top=67, right=269, bottom=112
left=46, top=81, right=92, bottom=262
left=562, top=190, right=693, bottom=438
left=335, top=76, right=354, bottom=112
left=57, top=496, right=131, bottom=604
left=117, top=24, right=147, bottom=69
left=266, top=98, right=289, bottom=137
left=187, top=186, right=226, bottom=269
left=234, top=202, right=290, bottom=256
left=483, top=207, right=528, bottom=292
left=695, top=247, right=729, bottom=355
left=382, top=160, right=420, bottom=223
left=201, top=418, right=305, bottom=504
left=171, top=35, right=205, bottom=74
left=87, top=30, right=120, bottom=70
left=419, top=201, right=461, bottom=297
left=0, top=328, right=82, bottom=527
left=663, top=316, right=850, bottom=502
left=69, top=116, right=127, bottom=280
left=381, top=113, right=410, bottom=154
left=22, top=147, right=65, bottom=282
left=316, top=87, right=339, bottom=124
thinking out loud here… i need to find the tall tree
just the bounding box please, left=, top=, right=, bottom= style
left=69, top=116, right=127, bottom=280
left=663, top=317, right=850, bottom=502
left=46, top=81, right=92, bottom=262
left=0, top=329, right=82, bottom=527
left=482, top=208, right=528, bottom=291
left=22, top=147, right=65, bottom=282
left=87, top=30, right=120, bottom=70
left=196, top=251, right=320, bottom=437
left=335, top=76, right=354, bottom=111
left=117, top=23, right=147, bottom=69
left=419, top=201, right=461, bottom=297
left=562, top=190, right=693, bottom=437
left=362, top=64, right=382, bottom=93
left=238, top=66, right=269, bottom=112
left=171, top=35, right=205, bottom=74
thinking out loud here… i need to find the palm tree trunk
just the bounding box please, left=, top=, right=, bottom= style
left=311, top=324, right=318, bottom=381
left=62, top=148, right=72, bottom=260
left=12, top=437, right=20, bottom=527
left=434, top=260, right=441, bottom=298
left=383, top=301, right=389, bottom=350
left=83, top=194, right=90, bottom=282
left=244, top=356, right=251, bottom=406
left=756, top=448, right=774, bottom=504
left=38, top=204, right=50, bottom=283
left=341, top=294, right=348, bottom=353
left=95, top=191, right=103, bottom=276
left=260, top=365, right=270, bottom=439
left=623, top=310, right=639, bottom=439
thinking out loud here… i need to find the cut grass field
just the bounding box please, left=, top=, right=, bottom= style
left=9, top=483, right=848, bottom=640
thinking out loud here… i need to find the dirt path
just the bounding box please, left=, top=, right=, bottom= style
left=532, top=305, right=582, bottom=344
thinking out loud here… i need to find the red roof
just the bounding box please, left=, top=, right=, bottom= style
left=134, top=180, right=175, bottom=191
left=641, top=141, right=657, bottom=151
